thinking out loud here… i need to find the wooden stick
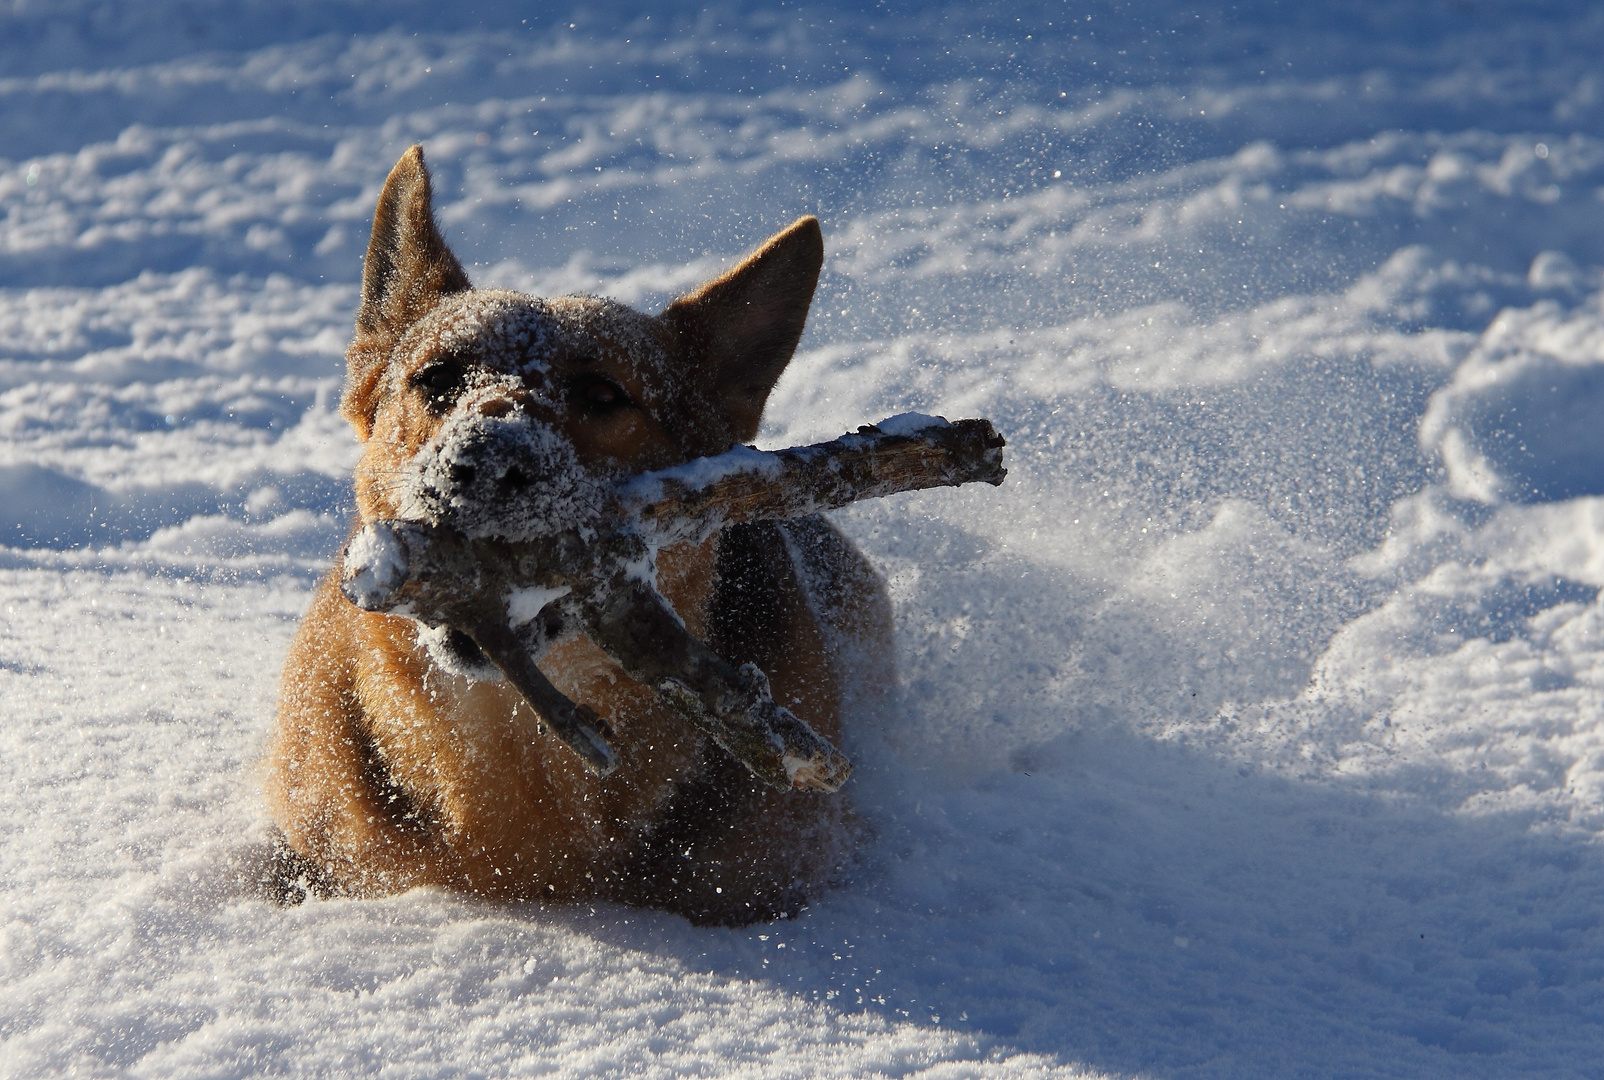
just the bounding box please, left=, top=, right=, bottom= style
left=619, top=415, right=1006, bottom=544
left=581, top=572, right=852, bottom=791
left=340, top=415, right=1006, bottom=789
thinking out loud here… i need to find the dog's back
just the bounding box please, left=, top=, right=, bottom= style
left=265, top=146, right=891, bottom=924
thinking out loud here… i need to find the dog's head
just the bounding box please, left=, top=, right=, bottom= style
left=343, top=146, right=823, bottom=540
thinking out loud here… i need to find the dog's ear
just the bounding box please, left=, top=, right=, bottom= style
left=341, top=145, right=472, bottom=439
left=662, top=216, right=823, bottom=446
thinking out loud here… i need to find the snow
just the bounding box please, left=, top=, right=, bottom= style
left=7, top=2, right=1604, bottom=1076
left=506, top=583, right=573, bottom=628
left=339, top=520, right=409, bottom=614
left=649, top=442, right=785, bottom=490
left=874, top=413, right=949, bottom=437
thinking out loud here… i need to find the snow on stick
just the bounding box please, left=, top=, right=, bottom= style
left=339, top=415, right=1007, bottom=790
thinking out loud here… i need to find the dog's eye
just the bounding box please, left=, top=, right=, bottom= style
left=573, top=377, right=630, bottom=413
left=411, top=363, right=464, bottom=408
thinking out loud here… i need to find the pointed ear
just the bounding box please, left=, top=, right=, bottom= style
left=661, top=216, right=823, bottom=445
left=341, top=145, right=472, bottom=439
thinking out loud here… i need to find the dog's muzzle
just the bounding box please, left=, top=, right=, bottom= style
left=397, top=387, right=606, bottom=542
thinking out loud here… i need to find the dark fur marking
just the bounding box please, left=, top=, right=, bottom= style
left=357, top=725, right=440, bottom=837
left=616, top=520, right=810, bottom=925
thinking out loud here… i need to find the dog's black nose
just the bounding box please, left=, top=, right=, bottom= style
left=448, top=463, right=477, bottom=486
left=500, top=465, right=532, bottom=491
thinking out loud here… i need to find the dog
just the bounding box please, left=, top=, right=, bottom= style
left=265, top=145, right=893, bottom=925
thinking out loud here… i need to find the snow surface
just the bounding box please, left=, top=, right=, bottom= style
left=7, top=1, right=1604, bottom=1076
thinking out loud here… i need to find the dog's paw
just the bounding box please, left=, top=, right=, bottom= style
left=255, top=835, right=340, bottom=906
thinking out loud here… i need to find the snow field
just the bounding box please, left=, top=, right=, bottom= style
left=8, top=2, right=1604, bottom=1076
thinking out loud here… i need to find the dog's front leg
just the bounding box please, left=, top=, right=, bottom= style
left=267, top=579, right=454, bottom=895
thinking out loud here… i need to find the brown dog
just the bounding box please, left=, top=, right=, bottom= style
left=264, top=146, right=893, bottom=924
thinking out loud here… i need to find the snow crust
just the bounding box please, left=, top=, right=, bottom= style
left=619, top=442, right=785, bottom=518
left=874, top=412, right=948, bottom=437
left=506, top=583, right=573, bottom=628
left=8, top=2, right=1604, bottom=1077
left=339, top=521, right=407, bottom=612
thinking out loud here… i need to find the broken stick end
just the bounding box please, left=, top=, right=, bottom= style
left=783, top=752, right=852, bottom=793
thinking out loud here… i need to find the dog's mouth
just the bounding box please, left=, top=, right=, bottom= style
left=396, top=386, right=607, bottom=541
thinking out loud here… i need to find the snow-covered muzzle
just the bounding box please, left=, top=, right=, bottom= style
left=396, top=381, right=609, bottom=542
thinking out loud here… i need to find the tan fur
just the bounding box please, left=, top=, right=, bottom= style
left=265, top=146, right=892, bottom=923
